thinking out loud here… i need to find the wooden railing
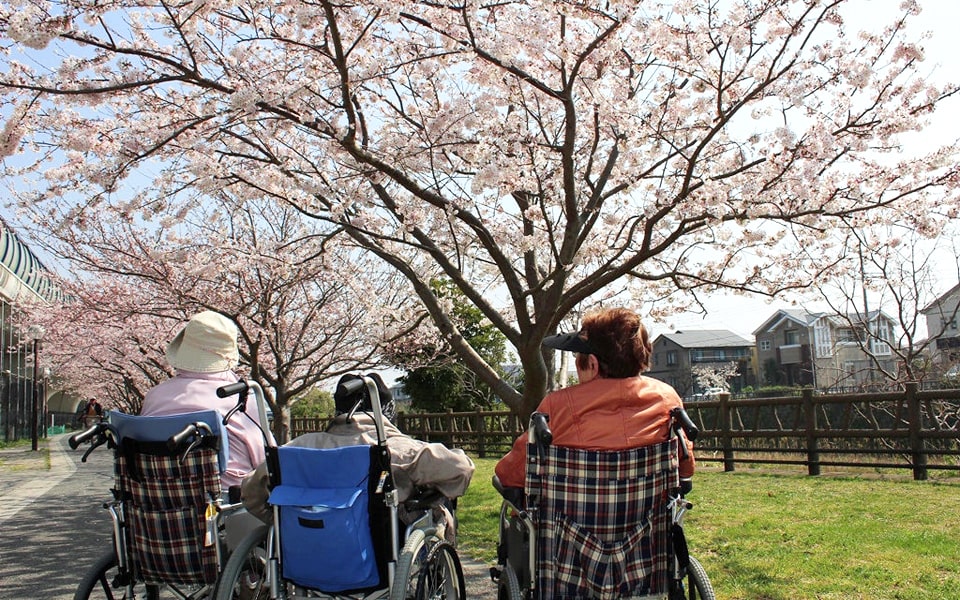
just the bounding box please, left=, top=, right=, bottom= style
left=290, top=383, right=960, bottom=480
left=689, top=383, right=959, bottom=480
left=291, top=410, right=526, bottom=457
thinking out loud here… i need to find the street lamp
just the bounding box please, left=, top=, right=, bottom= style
left=27, top=325, right=45, bottom=452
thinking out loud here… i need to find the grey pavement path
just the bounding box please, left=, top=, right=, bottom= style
left=0, top=434, right=78, bottom=526
left=0, top=433, right=115, bottom=598
left=0, top=434, right=497, bottom=599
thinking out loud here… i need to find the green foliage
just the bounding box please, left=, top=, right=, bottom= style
left=762, top=357, right=782, bottom=386
left=289, top=388, right=334, bottom=419
left=457, top=459, right=960, bottom=599
left=454, top=458, right=502, bottom=561
left=0, top=438, right=31, bottom=450
left=398, top=280, right=509, bottom=412
left=754, top=385, right=802, bottom=398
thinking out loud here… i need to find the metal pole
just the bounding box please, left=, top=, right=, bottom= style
left=41, top=372, right=47, bottom=438
left=30, top=339, right=38, bottom=451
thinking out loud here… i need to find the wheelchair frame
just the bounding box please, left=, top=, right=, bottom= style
left=491, top=408, right=716, bottom=600
left=213, top=375, right=466, bottom=600
left=69, top=380, right=274, bottom=600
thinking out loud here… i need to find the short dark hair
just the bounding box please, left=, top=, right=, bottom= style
left=574, top=308, right=651, bottom=378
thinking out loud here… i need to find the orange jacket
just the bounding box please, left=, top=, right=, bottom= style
left=495, top=376, right=695, bottom=489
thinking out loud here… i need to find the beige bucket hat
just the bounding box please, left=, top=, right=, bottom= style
left=166, top=311, right=239, bottom=373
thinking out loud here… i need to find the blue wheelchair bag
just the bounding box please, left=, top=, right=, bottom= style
left=269, top=444, right=380, bottom=592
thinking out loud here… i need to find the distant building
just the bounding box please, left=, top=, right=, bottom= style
left=647, top=330, right=755, bottom=398
left=920, top=283, right=960, bottom=373
left=753, top=309, right=896, bottom=390
left=1, top=219, right=58, bottom=378
left=1, top=218, right=63, bottom=441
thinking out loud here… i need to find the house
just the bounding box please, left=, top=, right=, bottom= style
left=920, top=283, right=960, bottom=372
left=646, top=330, right=755, bottom=398
left=753, top=309, right=897, bottom=391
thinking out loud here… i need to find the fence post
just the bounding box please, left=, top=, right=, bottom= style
left=719, top=392, right=735, bottom=472
left=906, top=382, right=927, bottom=481
left=475, top=410, right=486, bottom=458
left=803, top=388, right=820, bottom=476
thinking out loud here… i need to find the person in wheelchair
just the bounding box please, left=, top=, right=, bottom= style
left=241, top=373, right=475, bottom=534
left=141, top=310, right=269, bottom=491
left=494, top=306, right=695, bottom=504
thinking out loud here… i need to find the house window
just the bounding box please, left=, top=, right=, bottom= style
left=814, top=318, right=833, bottom=358
left=942, top=318, right=957, bottom=331
left=870, top=320, right=892, bottom=356
left=784, top=330, right=799, bottom=345
left=837, top=327, right=859, bottom=343
left=759, top=340, right=771, bottom=351
left=690, top=349, right=730, bottom=363
left=667, top=351, right=677, bottom=365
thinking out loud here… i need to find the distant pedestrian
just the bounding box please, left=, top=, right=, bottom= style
left=78, top=397, right=102, bottom=429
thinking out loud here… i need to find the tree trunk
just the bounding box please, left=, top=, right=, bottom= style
left=273, top=403, right=290, bottom=445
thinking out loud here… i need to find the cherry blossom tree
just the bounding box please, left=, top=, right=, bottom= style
left=18, top=198, right=424, bottom=441
left=19, top=275, right=175, bottom=414
left=2, top=0, right=959, bottom=419
left=691, top=362, right=739, bottom=393
left=815, top=222, right=960, bottom=385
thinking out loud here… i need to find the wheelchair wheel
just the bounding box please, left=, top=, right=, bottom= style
left=73, top=550, right=162, bottom=600
left=214, top=525, right=270, bottom=600
left=496, top=562, right=522, bottom=600
left=390, top=529, right=428, bottom=600
left=681, top=556, right=716, bottom=600
left=414, top=540, right=465, bottom=600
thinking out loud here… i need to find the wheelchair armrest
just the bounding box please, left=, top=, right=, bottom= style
left=493, top=475, right=525, bottom=510
left=403, top=487, right=446, bottom=512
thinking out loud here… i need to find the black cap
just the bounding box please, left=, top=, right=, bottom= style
left=542, top=331, right=597, bottom=355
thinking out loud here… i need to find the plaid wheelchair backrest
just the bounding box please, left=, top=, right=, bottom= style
left=525, top=439, right=679, bottom=600
left=107, top=410, right=226, bottom=586
left=107, top=409, right=229, bottom=473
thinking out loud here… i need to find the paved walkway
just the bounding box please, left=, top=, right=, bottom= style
left=0, top=434, right=78, bottom=526
left=0, top=434, right=496, bottom=600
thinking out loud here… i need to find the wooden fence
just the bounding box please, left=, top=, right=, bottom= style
left=291, top=383, right=960, bottom=480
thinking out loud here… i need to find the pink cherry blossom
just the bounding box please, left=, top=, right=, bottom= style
left=2, top=0, right=957, bottom=419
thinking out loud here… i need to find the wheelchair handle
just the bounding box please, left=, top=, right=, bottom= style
left=216, top=381, right=249, bottom=398
left=336, top=377, right=366, bottom=398
left=68, top=423, right=102, bottom=449
left=670, top=407, right=699, bottom=441
left=217, top=381, right=250, bottom=429
left=216, top=379, right=276, bottom=448
left=529, top=412, right=552, bottom=449
left=167, top=422, right=213, bottom=452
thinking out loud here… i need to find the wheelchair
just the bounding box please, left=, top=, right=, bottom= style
left=213, top=375, right=466, bottom=600
left=69, top=381, right=275, bottom=600
left=70, top=411, right=237, bottom=599
left=490, top=408, right=715, bottom=600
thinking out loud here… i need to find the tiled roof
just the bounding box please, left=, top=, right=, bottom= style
left=658, top=329, right=753, bottom=348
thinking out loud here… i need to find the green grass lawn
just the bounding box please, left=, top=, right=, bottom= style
left=457, top=457, right=960, bottom=599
